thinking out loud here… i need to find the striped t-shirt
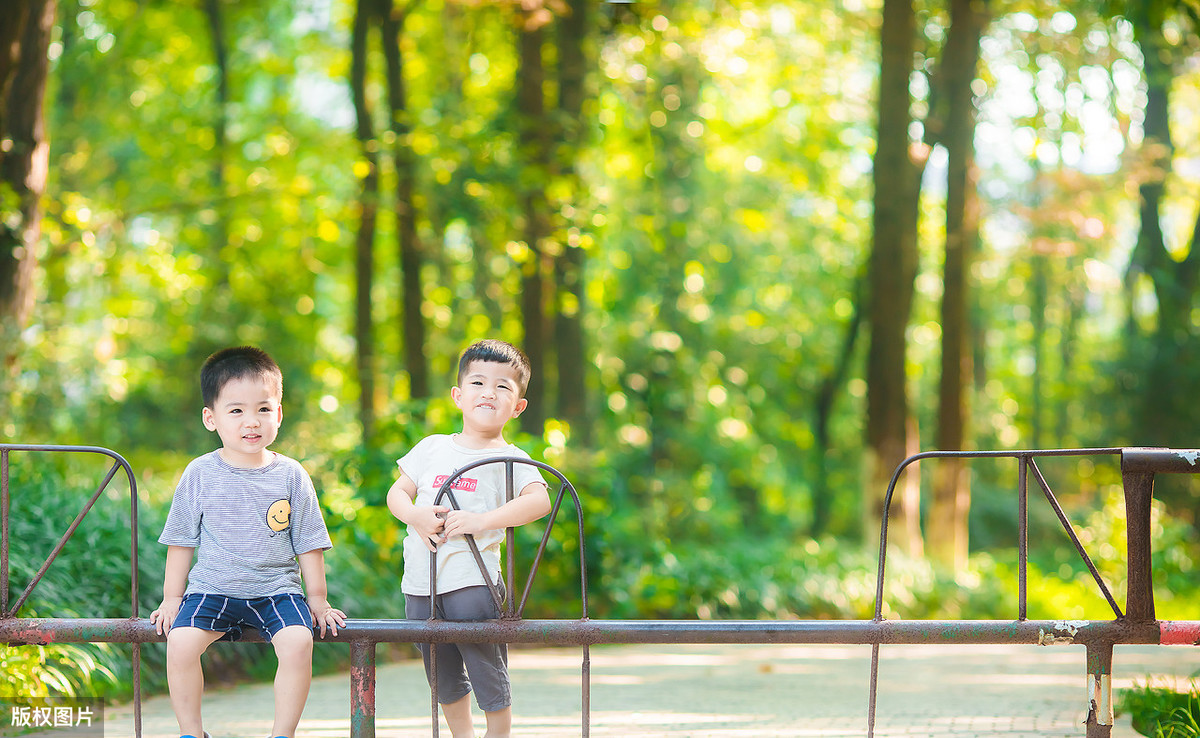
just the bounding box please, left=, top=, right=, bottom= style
left=159, top=450, right=333, bottom=599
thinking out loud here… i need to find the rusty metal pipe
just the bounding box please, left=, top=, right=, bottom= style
left=350, top=641, right=376, bottom=738
left=1085, top=640, right=1115, bottom=738
left=0, top=616, right=1170, bottom=647
left=2, top=448, right=9, bottom=615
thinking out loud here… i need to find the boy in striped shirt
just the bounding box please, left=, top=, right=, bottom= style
left=150, top=346, right=345, bottom=738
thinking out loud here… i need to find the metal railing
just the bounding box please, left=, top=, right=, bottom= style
left=4, top=443, right=1200, bottom=738
left=424, top=456, right=588, bottom=737
left=0, top=443, right=144, bottom=735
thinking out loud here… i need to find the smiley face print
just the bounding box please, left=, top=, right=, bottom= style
left=266, top=498, right=291, bottom=533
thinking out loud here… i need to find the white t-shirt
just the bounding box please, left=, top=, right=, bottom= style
left=158, top=450, right=332, bottom=598
left=398, top=434, right=546, bottom=596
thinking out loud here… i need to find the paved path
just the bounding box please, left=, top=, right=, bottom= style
left=22, top=642, right=1200, bottom=737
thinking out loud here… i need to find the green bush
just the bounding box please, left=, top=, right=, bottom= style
left=2, top=453, right=165, bottom=708
left=1118, top=681, right=1200, bottom=737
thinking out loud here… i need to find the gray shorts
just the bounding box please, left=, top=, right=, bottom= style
left=405, top=585, right=510, bottom=712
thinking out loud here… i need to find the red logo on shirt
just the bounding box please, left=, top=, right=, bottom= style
left=433, top=475, right=478, bottom=493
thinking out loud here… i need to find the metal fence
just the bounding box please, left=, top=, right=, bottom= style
left=3, top=443, right=1200, bottom=738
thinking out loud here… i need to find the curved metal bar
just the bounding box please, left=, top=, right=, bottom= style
left=0, top=443, right=141, bottom=618
left=0, top=443, right=142, bottom=737
left=423, top=455, right=589, bottom=736
left=1026, top=459, right=1123, bottom=618
left=429, top=456, right=589, bottom=619
left=868, top=447, right=1124, bottom=738
left=871, top=447, right=1123, bottom=622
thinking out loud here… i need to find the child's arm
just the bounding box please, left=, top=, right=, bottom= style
left=386, top=473, right=450, bottom=551
left=149, top=545, right=193, bottom=635
left=442, top=481, right=552, bottom=539
left=298, top=549, right=347, bottom=638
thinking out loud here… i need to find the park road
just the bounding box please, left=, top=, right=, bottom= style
left=21, top=642, right=1200, bottom=737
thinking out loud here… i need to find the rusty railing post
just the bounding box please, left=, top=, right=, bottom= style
left=2, top=448, right=9, bottom=615
left=1121, top=449, right=1160, bottom=622
left=349, top=640, right=377, bottom=738
left=1085, top=640, right=1114, bottom=738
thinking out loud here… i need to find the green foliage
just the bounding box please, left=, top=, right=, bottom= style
left=0, top=644, right=116, bottom=708
left=9, top=0, right=1200, bottom=715
left=2, top=454, right=164, bottom=708
left=1118, top=681, right=1200, bottom=738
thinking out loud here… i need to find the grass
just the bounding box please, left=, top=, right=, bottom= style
left=1118, top=681, right=1200, bottom=737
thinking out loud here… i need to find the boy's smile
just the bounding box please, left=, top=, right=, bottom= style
left=202, top=375, right=283, bottom=468
left=451, top=360, right=527, bottom=444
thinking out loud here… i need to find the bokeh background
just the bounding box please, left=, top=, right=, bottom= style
left=3, top=0, right=1200, bottom=707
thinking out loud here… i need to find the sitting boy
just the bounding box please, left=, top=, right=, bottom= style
left=150, top=346, right=345, bottom=738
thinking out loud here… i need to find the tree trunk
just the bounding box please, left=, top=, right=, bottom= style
left=554, top=0, right=589, bottom=439
left=0, top=2, right=33, bottom=109
left=866, top=0, right=924, bottom=555
left=380, top=0, right=429, bottom=401
left=929, top=0, right=986, bottom=571
left=516, top=10, right=550, bottom=433
left=1127, top=8, right=1200, bottom=448
left=1030, top=245, right=1047, bottom=447
left=202, top=0, right=230, bottom=287
left=0, top=0, right=53, bottom=377
left=350, top=0, right=379, bottom=441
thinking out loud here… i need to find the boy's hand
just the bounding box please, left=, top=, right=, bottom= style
left=149, top=596, right=183, bottom=636
left=308, top=596, right=347, bottom=639
left=412, top=505, right=451, bottom=551
left=442, top=509, right=489, bottom=539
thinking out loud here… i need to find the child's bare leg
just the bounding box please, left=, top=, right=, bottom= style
left=165, top=627, right=224, bottom=737
left=482, top=706, right=512, bottom=738
left=269, top=624, right=314, bottom=738
left=441, top=693, right=475, bottom=738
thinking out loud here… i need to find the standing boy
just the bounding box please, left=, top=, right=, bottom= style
left=150, top=346, right=346, bottom=738
left=387, top=339, right=552, bottom=738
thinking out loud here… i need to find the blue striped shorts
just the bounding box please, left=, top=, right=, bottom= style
left=172, top=592, right=313, bottom=642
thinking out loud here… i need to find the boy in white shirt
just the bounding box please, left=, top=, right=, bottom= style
left=387, top=339, right=551, bottom=738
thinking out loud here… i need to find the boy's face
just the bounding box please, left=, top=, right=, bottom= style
left=452, top=360, right=527, bottom=436
left=202, top=375, right=282, bottom=467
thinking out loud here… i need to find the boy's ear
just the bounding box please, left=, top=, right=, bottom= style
left=202, top=407, right=216, bottom=431
left=512, top=397, right=528, bottom=417
left=450, top=386, right=463, bottom=408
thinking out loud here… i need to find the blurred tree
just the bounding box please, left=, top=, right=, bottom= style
left=928, top=0, right=989, bottom=570
left=867, top=0, right=926, bottom=556
left=1118, top=0, right=1200, bottom=448
left=515, top=2, right=552, bottom=433
left=201, top=0, right=231, bottom=282
left=0, top=0, right=53, bottom=387
left=552, top=0, right=592, bottom=441
left=382, top=0, right=430, bottom=405
left=351, top=0, right=382, bottom=441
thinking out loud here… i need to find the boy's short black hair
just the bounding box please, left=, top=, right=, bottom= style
left=457, top=339, right=532, bottom=396
left=200, top=346, right=283, bottom=408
